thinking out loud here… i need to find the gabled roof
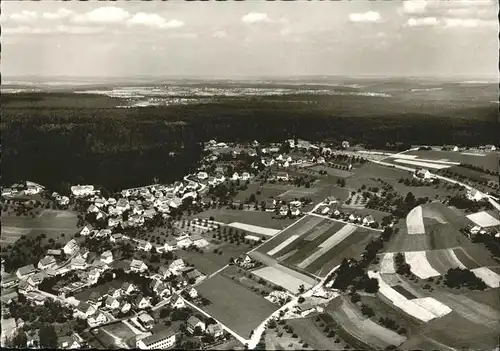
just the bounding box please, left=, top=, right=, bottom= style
left=17, top=264, right=36, bottom=276
left=39, top=255, right=56, bottom=266
left=105, top=296, right=118, bottom=306
left=47, top=249, right=62, bottom=256
left=77, top=301, right=93, bottom=313
left=130, top=259, right=146, bottom=269
left=207, top=324, right=223, bottom=334
left=187, top=316, right=203, bottom=328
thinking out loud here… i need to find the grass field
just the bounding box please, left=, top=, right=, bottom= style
left=196, top=273, right=278, bottom=337
left=420, top=311, right=499, bottom=350
left=325, top=297, right=407, bottom=349
left=405, top=150, right=498, bottom=173
left=425, top=249, right=467, bottom=274
left=307, top=165, right=354, bottom=178
left=445, top=165, right=498, bottom=183
left=175, top=240, right=251, bottom=275
left=286, top=317, right=339, bottom=350
left=430, top=291, right=500, bottom=330
left=0, top=209, right=78, bottom=246
left=192, top=209, right=294, bottom=230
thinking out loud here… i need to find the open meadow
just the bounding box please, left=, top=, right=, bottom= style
left=404, top=150, right=498, bottom=173
left=175, top=239, right=251, bottom=275
left=1, top=209, right=78, bottom=246
left=192, top=208, right=294, bottom=230
left=325, top=297, right=407, bottom=349
left=196, top=273, right=278, bottom=337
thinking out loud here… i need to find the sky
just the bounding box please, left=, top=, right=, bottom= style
left=2, top=0, right=498, bottom=79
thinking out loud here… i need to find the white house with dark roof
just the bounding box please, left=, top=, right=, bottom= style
left=87, top=312, right=107, bottom=327
left=105, top=296, right=120, bottom=310
left=100, top=251, right=113, bottom=264
left=130, top=259, right=148, bottom=273
left=134, top=295, right=151, bottom=309
left=170, top=294, right=185, bottom=309
left=136, top=327, right=178, bottom=350
left=63, top=239, right=79, bottom=255
left=136, top=240, right=152, bottom=252
left=74, top=301, right=96, bottom=319
left=207, top=324, right=224, bottom=338
left=362, top=215, right=375, bottom=226
left=110, top=233, right=124, bottom=243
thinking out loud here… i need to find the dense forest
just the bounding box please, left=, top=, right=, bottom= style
left=1, top=92, right=497, bottom=191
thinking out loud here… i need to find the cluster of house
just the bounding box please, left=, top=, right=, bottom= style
left=2, top=181, right=45, bottom=198
left=315, top=198, right=377, bottom=227
left=75, top=180, right=202, bottom=230
left=263, top=198, right=303, bottom=217
left=196, top=170, right=252, bottom=187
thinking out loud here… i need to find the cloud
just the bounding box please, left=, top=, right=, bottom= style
left=10, top=11, right=38, bottom=22
left=3, top=26, right=48, bottom=35
left=242, top=12, right=271, bottom=24
left=401, top=1, right=428, bottom=15
left=71, top=6, right=130, bottom=24
left=442, top=17, right=498, bottom=28
left=348, top=11, right=381, bottom=23
left=127, top=13, right=184, bottom=29
left=169, top=32, right=197, bottom=40
left=55, top=25, right=105, bottom=34
left=42, top=9, right=73, bottom=20
left=3, top=25, right=105, bottom=35
left=212, top=30, right=227, bottom=38
left=406, top=17, right=439, bottom=27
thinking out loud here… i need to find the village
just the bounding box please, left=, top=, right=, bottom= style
left=1, top=138, right=499, bottom=350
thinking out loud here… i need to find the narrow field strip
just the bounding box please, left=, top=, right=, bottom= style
left=251, top=266, right=314, bottom=294
left=452, top=248, right=481, bottom=269
left=425, top=249, right=467, bottom=275
left=432, top=292, right=500, bottom=329
left=227, top=222, right=280, bottom=236
left=267, top=235, right=300, bottom=256
left=471, top=267, right=500, bottom=288
left=393, top=159, right=453, bottom=169
left=405, top=251, right=441, bottom=279
left=276, top=249, right=298, bottom=261
left=368, top=271, right=437, bottom=322
left=297, top=224, right=357, bottom=269
left=421, top=206, right=448, bottom=224
left=406, top=206, right=425, bottom=235
left=412, top=298, right=452, bottom=318
left=304, top=222, right=336, bottom=241
left=380, top=253, right=396, bottom=274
